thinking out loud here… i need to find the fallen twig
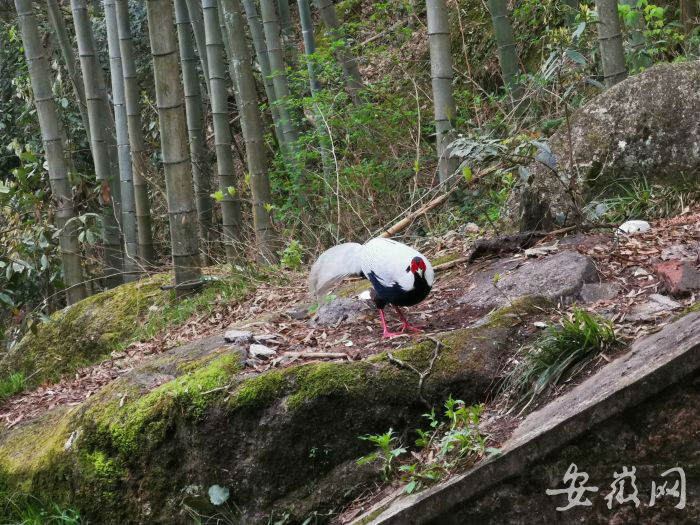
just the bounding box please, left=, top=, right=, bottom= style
left=387, top=337, right=443, bottom=409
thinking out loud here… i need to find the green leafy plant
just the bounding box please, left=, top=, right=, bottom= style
left=0, top=372, right=25, bottom=402
left=500, top=308, right=618, bottom=413
left=279, top=240, right=304, bottom=271
left=357, top=397, right=488, bottom=494
left=357, top=429, right=407, bottom=480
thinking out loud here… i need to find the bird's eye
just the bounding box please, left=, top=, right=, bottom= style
left=405, top=265, right=410, bottom=272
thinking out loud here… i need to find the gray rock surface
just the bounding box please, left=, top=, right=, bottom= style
left=224, top=330, right=253, bottom=344
left=627, top=294, right=682, bottom=322
left=509, top=61, right=699, bottom=228
left=249, top=343, right=276, bottom=358
left=580, top=282, right=621, bottom=303
left=458, top=251, right=598, bottom=310
left=313, top=298, right=371, bottom=326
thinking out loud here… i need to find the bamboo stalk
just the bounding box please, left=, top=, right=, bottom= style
left=70, top=0, right=124, bottom=288
left=46, top=0, right=91, bottom=145
left=175, top=0, right=214, bottom=264
left=115, top=0, right=155, bottom=265
left=426, top=0, right=458, bottom=185
left=221, top=0, right=279, bottom=263
left=15, top=0, right=88, bottom=304
left=203, top=0, right=244, bottom=262
left=104, top=0, right=139, bottom=280
left=241, top=0, right=285, bottom=150
left=145, top=0, right=202, bottom=293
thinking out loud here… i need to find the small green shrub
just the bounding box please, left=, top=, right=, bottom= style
left=357, top=396, right=489, bottom=494
left=280, top=240, right=304, bottom=271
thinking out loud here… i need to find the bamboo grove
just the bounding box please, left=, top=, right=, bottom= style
left=11, top=0, right=371, bottom=300
left=10, top=0, right=686, bottom=306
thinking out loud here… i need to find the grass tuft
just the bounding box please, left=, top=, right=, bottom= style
left=0, top=372, right=25, bottom=403
left=0, top=492, right=84, bottom=525
left=500, top=308, right=618, bottom=413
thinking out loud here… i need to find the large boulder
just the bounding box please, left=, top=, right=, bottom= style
left=0, top=299, right=549, bottom=525
left=0, top=274, right=171, bottom=388
left=511, top=60, right=700, bottom=229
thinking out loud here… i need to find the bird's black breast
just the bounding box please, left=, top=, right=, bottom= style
left=367, top=271, right=431, bottom=309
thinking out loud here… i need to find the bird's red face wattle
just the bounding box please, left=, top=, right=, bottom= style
left=410, top=257, right=426, bottom=274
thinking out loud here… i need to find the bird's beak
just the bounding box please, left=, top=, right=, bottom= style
left=417, top=268, right=424, bottom=279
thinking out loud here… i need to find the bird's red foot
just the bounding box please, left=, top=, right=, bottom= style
left=383, top=329, right=405, bottom=338
left=400, top=322, right=422, bottom=333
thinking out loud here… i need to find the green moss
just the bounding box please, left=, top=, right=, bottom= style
left=287, top=361, right=372, bottom=409
left=0, top=274, right=171, bottom=388
left=431, top=253, right=460, bottom=266
left=231, top=369, right=289, bottom=410
left=81, top=451, right=124, bottom=482
left=92, top=353, right=241, bottom=456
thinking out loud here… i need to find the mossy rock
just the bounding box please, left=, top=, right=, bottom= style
left=0, top=298, right=549, bottom=525
left=0, top=274, right=171, bottom=387
left=508, top=60, right=700, bottom=227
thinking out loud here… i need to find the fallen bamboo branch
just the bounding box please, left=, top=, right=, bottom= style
left=379, top=167, right=495, bottom=239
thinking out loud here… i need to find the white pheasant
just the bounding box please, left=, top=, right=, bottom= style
left=308, top=238, right=434, bottom=337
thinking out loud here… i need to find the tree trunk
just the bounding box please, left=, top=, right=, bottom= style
left=185, top=0, right=211, bottom=97
left=260, top=0, right=299, bottom=153
left=314, top=0, right=363, bottom=101
left=175, top=0, right=213, bottom=265
left=681, top=0, right=699, bottom=35
left=297, top=0, right=333, bottom=183
left=104, top=0, right=139, bottom=280
left=46, top=0, right=91, bottom=145
left=115, top=0, right=155, bottom=265
left=426, top=0, right=458, bottom=185
left=15, top=0, right=87, bottom=304
left=595, top=0, right=627, bottom=87
left=202, top=0, right=243, bottom=262
left=241, top=0, right=284, bottom=149
left=487, top=0, right=525, bottom=112
left=145, top=0, right=202, bottom=293
left=221, top=0, right=278, bottom=263
left=70, top=0, right=123, bottom=288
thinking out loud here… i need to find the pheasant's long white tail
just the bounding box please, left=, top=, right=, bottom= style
left=308, top=242, right=364, bottom=299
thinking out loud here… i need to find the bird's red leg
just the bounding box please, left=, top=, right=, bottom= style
left=379, top=309, right=403, bottom=338
left=394, top=305, right=422, bottom=333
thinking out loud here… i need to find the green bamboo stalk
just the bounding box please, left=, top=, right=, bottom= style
left=241, top=0, right=285, bottom=150
left=115, top=0, right=155, bottom=265
left=314, top=0, right=363, bottom=101
left=70, top=0, right=124, bottom=288
left=297, top=0, right=333, bottom=182
left=15, top=0, right=87, bottom=304
left=185, top=0, right=211, bottom=96
left=487, top=0, right=525, bottom=112
left=104, top=0, right=138, bottom=280
left=175, top=0, right=213, bottom=264
left=595, top=0, right=628, bottom=87
left=145, top=0, right=202, bottom=293
left=260, top=0, right=299, bottom=152
left=46, top=0, right=91, bottom=146
left=277, top=0, right=297, bottom=63
left=203, top=0, right=243, bottom=262
left=426, top=0, right=458, bottom=185
left=221, top=0, right=278, bottom=263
